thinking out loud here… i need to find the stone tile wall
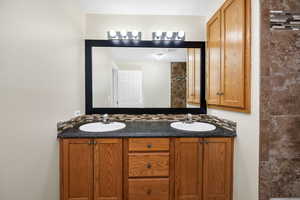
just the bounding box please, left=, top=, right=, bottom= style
left=260, top=0, right=300, bottom=199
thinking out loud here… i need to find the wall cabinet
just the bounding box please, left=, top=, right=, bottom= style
left=60, top=138, right=234, bottom=200
left=187, top=48, right=201, bottom=105
left=206, top=0, right=251, bottom=113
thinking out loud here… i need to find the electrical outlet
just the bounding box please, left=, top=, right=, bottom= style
left=74, top=110, right=81, bottom=117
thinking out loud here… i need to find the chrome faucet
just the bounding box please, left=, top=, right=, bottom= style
left=184, top=113, right=193, bottom=124
left=102, top=114, right=110, bottom=124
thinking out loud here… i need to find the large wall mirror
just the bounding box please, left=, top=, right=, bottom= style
left=85, top=40, right=206, bottom=114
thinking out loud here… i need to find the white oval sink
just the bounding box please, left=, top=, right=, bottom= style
left=170, top=122, right=216, bottom=132
left=79, top=122, right=126, bottom=132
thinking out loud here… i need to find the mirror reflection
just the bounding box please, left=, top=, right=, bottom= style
left=92, top=47, right=201, bottom=108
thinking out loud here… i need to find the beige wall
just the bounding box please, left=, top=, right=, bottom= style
left=0, top=0, right=84, bottom=200
left=93, top=48, right=115, bottom=107
left=207, top=0, right=260, bottom=200
left=85, top=14, right=206, bottom=41
left=117, top=61, right=171, bottom=107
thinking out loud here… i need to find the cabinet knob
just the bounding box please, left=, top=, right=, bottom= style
left=147, top=144, right=152, bottom=148
left=147, top=189, right=152, bottom=195
left=147, top=163, right=152, bottom=169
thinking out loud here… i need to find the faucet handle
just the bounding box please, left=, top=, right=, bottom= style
left=103, top=114, right=109, bottom=123
left=185, top=113, right=193, bottom=123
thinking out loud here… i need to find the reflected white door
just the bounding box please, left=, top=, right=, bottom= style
left=117, top=70, right=143, bottom=107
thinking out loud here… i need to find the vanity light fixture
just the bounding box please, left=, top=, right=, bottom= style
left=152, top=31, right=186, bottom=41
left=107, top=30, right=142, bottom=40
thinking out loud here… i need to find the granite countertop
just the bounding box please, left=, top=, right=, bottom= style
left=57, top=115, right=236, bottom=138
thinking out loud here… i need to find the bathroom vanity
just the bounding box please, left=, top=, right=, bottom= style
left=58, top=116, right=236, bottom=200
left=58, top=23, right=239, bottom=200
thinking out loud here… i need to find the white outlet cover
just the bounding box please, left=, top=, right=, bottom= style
left=74, top=110, right=81, bottom=117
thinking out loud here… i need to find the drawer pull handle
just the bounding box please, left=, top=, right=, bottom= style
left=147, top=144, right=152, bottom=148
left=147, top=163, right=152, bottom=169
left=147, top=189, right=152, bottom=195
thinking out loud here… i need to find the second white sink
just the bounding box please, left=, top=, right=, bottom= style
left=170, top=121, right=216, bottom=132
left=79, top=122, right=126, bottom=132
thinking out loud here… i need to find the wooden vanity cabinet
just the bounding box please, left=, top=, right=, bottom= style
left=206, top=0, right=251, bottom=113
left=60, top=138, right=234, bottom=200
left=60, top=139, right=123, bottom=200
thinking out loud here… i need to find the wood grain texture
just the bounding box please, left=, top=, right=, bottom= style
left=123, top=139, right=129, bottom=200
left=220, top=0, right=246, bottom=108
left=62, top=139, right=93, bottom=200
left=206, top=0, right=251, bottom=113
left=187, top=48, right=201, bottom=105
left=203, top=138, right=233, bottom=200
left=128, top=178, right=169, bottom=200
left=94, top=139, right=123, bottom=200
left=129, top=138, right=170, bottom=152
left=194, top=48, right=201, bottom=105
left=187, top=48, right=195, bottom=104
left=128, top=153, right=170, bottom=177
left=169, top=138, right=175, bottom=200
left=175, top=138, right=203, bottom=200
left=206, top=11, right=221, bottom=106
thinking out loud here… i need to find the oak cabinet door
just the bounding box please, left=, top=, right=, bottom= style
left=220, top=0, right=246, bottom=108
left=61, top=139, right=93, bottom=200
left=206, top=11, right=221, bottom=105
left=187, top=48, right=195, bottom=104
left=194, top=48, right=201, bottom=104
left=203, top=138, right=233, bottom=200
left=175, top=138, right=203, bottom=200
left=94, top=139, right=123, bottom=200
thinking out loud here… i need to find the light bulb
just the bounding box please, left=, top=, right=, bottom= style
left=166, top=31, right=173, bottom=38
left=132, top=30, right=138, bottom=37
left=109, top=30, right=116, bottom=37
left=121, top=30, right=127, bottom=37
left=178, top=31, right=185, bottom=38
left=156, top=31, right=162, bottom=37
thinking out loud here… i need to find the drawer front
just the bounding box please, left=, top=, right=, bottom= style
left=129, top=138, right=170, bottom=152
left=129, top=153, right=169, bottom=177
left=128, top=178, right=169, bottom=200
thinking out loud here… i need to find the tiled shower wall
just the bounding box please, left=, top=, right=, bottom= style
left=260, top=0, right=300, bottom=200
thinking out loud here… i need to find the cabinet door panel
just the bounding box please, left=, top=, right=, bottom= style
left=62, top=139, right=93, bottom=200
left=203, top=138, right=233, bottom=200
left=94, top=139, right=123, bottom=200
left=187, top=48, right=195, bottom=103
left=175, top=138, right=203, bottom=200
left=221, top=0, right=246, bottom=108
left=194, top=48, right=201, bottom=104
left=206, top=11, right=221, bottom=105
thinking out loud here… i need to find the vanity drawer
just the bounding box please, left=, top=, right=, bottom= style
left=128, top=178, right=169, bottom=200
left=128, top=153, right=169, bottom=177
left=129, top=138, right=170, bottom=152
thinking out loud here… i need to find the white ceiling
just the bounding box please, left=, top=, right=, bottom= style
left=107, top=47, right=187, bottom=62
left=80, top=0, right=225, bottom=16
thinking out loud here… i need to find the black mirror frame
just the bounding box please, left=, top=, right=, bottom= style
left=85, top=40, right=207, bottom=115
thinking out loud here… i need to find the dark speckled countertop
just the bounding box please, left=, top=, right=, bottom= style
left=57, top=121, right=236, bottom=138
